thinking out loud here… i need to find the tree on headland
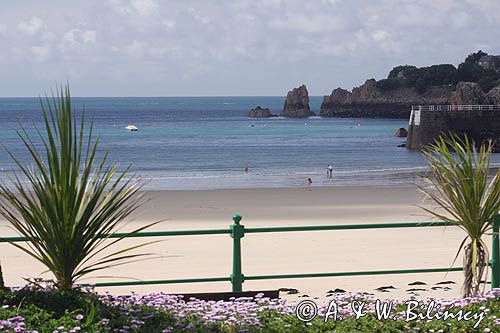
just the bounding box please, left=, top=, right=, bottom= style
left=464, top=50, right=488, bottom=64
left=419, top=134, right=500, bottom=297
left=415, top=78, right=426, bottom=94
left=478, top=68, right=500, bottom=92
left=378, top=64, right=457, bottom=93
left=378, top=50, right=499, bottom=93
left=0, top=85, right=157, bottom=290
left=388, top=65, right=417, bottom=79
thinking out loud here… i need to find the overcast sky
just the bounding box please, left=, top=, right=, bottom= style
left=0, top=0, right=499, bottom=97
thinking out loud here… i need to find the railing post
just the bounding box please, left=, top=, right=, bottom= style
left=491, top=214, right=500, bottom=290
left=230, top=214, right=244, bottom=292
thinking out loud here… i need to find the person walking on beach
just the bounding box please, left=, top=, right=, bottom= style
left=307, top=177, right=312, bottom=187
left=244, top=163, right=248, bottom=173
left=327, top=165, right=333, bottom=178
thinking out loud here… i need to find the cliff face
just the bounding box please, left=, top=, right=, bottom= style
left=487, top=86, right=500, bottom=104
left=449, top=82, right=489, bottom=105
left=282, top=85, right=315, bottom=117
left=320, top=79, right=453, bottom=118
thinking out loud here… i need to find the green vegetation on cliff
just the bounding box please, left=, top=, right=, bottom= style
left=376, top=51, right=500, bottom=93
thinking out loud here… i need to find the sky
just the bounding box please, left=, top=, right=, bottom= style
left=0, top=0, right=499, bottom=97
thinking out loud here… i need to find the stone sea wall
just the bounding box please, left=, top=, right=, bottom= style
left=406, top=109, right=500, bottom=152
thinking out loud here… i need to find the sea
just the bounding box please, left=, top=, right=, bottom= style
left=0, top=96, right=498, bottom=190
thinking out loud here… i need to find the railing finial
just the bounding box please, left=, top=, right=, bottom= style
left=233, top=214, right=242, bottom=225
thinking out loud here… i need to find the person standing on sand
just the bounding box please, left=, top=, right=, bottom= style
left=327, top=165, right=333, bottom=178
left=244, top=163, right=248, bottom=173
left=307, top=178, right=312, bottom=187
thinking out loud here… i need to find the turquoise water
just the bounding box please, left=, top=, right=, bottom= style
left=0, top=97, right=497, bottom=190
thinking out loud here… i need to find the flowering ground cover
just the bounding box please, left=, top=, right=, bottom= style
left=0, top=283, right=499, bottom=332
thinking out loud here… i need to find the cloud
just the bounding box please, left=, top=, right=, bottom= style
left=82, top=30, right=97, bottom=43
left=63, top=29, right=97, bottom=44
left=451, top=12, right=469, bottom=28
left=131, top=0, right=158, bottom=17
left=30, top=45, right=50, bottom=63
left=372, top=29, right=389, bottom=42
left=17, top=16, right=45, bottom=35
left=58, top=29, right=97, bottom=58
left=125, top=40, right=144, bottom=57
left=269, top=13, right=347, bottom=33
left=185, top=7, right=212, bottom=24
left=0, top=0, right=499, bottom=96
left=17, top=15, right=55, bottom=42
left=162, top=19, right=175, bottom=30
left=109, top=0, right=159, bottom=17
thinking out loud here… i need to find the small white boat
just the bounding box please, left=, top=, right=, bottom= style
left=125, top=125, right=138, bottom=131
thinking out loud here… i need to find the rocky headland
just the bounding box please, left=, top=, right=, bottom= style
left=320, top=79, right=452, bottom=118
left=282, top=84, right=315, bottom=117
left=320, top=51, right=500, bottom=119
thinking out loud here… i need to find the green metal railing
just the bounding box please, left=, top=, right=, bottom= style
left=1, top=215, right=499, bottom=292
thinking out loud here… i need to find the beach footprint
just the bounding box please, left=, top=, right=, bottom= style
left=279, top=288, right=299, bottom=295
left=406, top=288, right=427, bottom=292
left=408, top=281, right=427, bottom=286
left=326, top=288, right=346, bottom=294
left=436, top=280, right=456, bottom=285
left=431, top=286, right=452, bottom=291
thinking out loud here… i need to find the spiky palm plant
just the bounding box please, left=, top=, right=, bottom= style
left=0, top=85, right=156, bottom=289
left=419, top=134, right=500, bottom=297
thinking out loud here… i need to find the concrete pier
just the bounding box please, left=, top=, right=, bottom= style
left=406, top=105, right=500, bottom=152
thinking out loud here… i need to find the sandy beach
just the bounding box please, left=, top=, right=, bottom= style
left=0, top=185, right=472, bottom=301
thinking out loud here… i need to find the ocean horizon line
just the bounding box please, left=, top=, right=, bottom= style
left=0, top=95, right=328, bottom=99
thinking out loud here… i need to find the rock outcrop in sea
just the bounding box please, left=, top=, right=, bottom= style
left=282, top=85, right=315, bottom=117
left=394, top=128, right=408, bottom=137
left=248, top=106, right=272, bottom=118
